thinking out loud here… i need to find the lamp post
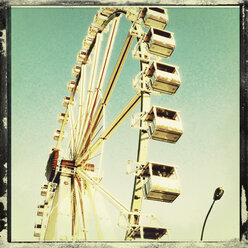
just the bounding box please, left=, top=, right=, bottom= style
left=200, top=187, right=224, bottom=241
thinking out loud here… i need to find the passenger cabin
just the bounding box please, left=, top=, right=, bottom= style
left=88, top=24, right=99, bottom=37
left=93, top=12, right=108, bottom=29
left=145, top=62, right=181, bottom=95
left=41, top=184, right=48, bottom=196
left=34, top=224, right=42, bottom=237
left=72, top=65, right=81, bottom=78
left=140, top=162, right=180, bottom=203
left=77, top=50, right=88, bottom=64
left=33, top=226, right=41, bottom=237
left=141, top=7, right=168, bottom=30
left=53, top=129, right=64, bottom=141
left=63, top=96, right=74, bottom=107
left=37, top=205, right=44, bottom=216
left=130, top=226, right=167, bottom=240
left=34, top=224, right=42, bottom=229
left=145, top=106, right=183, bottom=143
left=82, top=36, right=95, bottom=50
left=67, top=80, right=77, bottom=92
left=100, top=7, right=117, bottom=17
left=144, top=28, right=175, bottom=58
left=58, top=112, right=67, bottom=124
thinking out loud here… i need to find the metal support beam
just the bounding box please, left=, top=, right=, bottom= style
left=125, top=31, right=150, bottom=240
left=76, top=31, right=135, bottom=164
left=125, top=92, right=150, bottom=240
left=77, top=92, right=141, bottom=163
left=76, top=169, right=129, bottom=213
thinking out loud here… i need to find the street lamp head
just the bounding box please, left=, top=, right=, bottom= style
left=213, top=187, right=224, bottom=201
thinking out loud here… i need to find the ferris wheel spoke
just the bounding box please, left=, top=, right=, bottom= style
left=86, top=18, right=120, bottom=143
left=76, top=30, right=135, bottom=164
left=90, top=124, right=103, bottom=143
left=68, top=104, right=76, bottom=157
left=85, top=181, right=104, bottom=240
left=95, top=98, right=106, bottom=183
left=74, top=65, right=86, bottom=151
left=74, top=34, right=102, bottom=154
left=76, top=92, right=141, bottom=164
left=76, top=168, right=129, bottom=213
left=75, top=19, right=120, bottom=162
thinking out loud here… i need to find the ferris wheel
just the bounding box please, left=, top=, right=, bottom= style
left=33, top=7, right=183, bottom=241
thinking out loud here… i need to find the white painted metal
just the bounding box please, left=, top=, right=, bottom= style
left=76, top=169, right=129, bottom=213
left=75, top=18, right=120, bottom=161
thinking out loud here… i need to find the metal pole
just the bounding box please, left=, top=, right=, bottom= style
left=200, top=200, right=216, bottom=241
left=125, top=33, right=150, bottom=240
left=76, top=169, right=129, bottom=213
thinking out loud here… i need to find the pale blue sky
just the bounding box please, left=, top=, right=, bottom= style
left=11, top=7, right=239, bottom=241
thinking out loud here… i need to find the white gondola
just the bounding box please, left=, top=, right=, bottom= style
left=41, top=184, right=48, bottom=196
left=41, top=184, right=48, bottom=189
left=37, top=205, right=44, bottom=216
left=128, top=212, right=168, bottom=240
left=145, top=62, right=181, bottom=95
left=144, top=28, right=175, bottom=58
left=140, top=162, right=180, bottom=203
left=34, top=224, right=42, bottom=229
left=33, top=228, right=41, bottom=237
left=72, top=65, right=81, bottom=78
left=93, top=11, right=108, bottom=29
left=53, top=129, right=64, bottom=141
left=67, top=80, right=77, bottom=92
left=33, top=223, right=42, bottom=237
left=58, top=112, right=68, bottom=124
left=88, top=24, right=99, bottom=37
left=100, top=7, right=117, bottom=17
left=62, top=96, right=74, bottom=107
left=142, top=7, right=168, bottom=30
left=145, top=106, right=183, bottom=143
left=129, top=225, right=167, bottom=240
left=77, top=50, right=88, bottom=64
left=82, top=36, right=94, bottom=50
